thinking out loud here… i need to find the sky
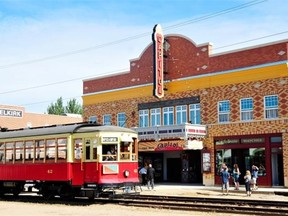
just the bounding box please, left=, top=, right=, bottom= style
left=0, top=0, right=287, bottom=114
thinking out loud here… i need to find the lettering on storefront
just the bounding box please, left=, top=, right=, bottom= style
left=155, top=141, right=184, bottom=151
left=215, top=139, right=239, bottom=145
left=241, top=138, right=265, bottom=144
left=0, top=109, right=23, bottom=118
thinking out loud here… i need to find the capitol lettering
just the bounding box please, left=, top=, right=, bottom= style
left=157, top=141, right=179, bottom=149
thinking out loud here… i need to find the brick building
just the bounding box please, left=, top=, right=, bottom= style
left=82, top=31, right=288, bottom=187
left=0, top=105, right=83, bottom=130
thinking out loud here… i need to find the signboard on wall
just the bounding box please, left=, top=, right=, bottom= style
left=152, top=24, right=164, bottom=98
left=0, top=109, right=23, bottom=118
left=139, top=140, right=186, bottom=152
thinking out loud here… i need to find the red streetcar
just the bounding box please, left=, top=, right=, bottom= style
left=0, top=123, right=139, bottom=199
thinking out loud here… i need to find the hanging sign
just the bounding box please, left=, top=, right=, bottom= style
left=152, top=24, right=164, bottom=98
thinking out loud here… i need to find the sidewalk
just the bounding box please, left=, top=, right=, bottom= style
left=138, top=183, right=288, bottom=201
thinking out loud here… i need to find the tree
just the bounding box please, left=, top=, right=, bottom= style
left=65, top=98, right=83, bottom=115
left=47, top=97, right=82, bottom=115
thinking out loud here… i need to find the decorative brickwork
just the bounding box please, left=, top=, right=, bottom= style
left=83, top=34, right=288, bottom=186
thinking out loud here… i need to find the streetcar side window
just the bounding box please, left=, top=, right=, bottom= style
left=35, top=140, right=45, bottom=161
left=57, top=138, right=67, bottom=160
left=0, top=143, right=4, bottom=163
left=74, top=139, right=82, bottom=160
left=15, top=141, right=24, bottom=162
left=25, top=141, right=34, bottom=161
left=5, top=142, right=14, bottom=162
left=46, top=139, right=56, bottom=160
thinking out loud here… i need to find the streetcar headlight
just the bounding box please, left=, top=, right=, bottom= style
left=124, top=170, right=130, bottom=178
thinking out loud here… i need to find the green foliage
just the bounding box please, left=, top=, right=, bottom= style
left=47, top=97, right=82, bottom=115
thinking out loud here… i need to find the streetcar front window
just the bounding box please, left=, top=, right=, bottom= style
left=120, top=141, right=130, bottom=160
left=85, top=140, right=91, bottom=160
left=102, top=144, right=117, bottom=161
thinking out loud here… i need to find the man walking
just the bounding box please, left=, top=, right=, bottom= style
left=147, top=164, right=155, bottom=190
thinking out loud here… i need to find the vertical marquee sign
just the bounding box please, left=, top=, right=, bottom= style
left=152, top=24, right=164, bottom=98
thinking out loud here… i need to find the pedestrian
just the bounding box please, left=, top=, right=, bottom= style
left=220, top=165, right=230, bottom=195
left=139, top=166, right=147, bottom=186
left=244, top=170, right=252, bottom=196
left=146, top=164, right=155, bottom=190
left=233, top=164, right=240, bottom=190
left=251, top=165, right=259, bottom=190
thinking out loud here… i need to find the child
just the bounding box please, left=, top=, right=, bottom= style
left=221, top=165, right=230, bottom=195
left=244, top=170, right=252, bottom=196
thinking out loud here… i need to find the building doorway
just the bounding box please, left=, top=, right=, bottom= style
left=271, top=147, right=284, bottom=186
left=167, top=158, right=181, bottom=182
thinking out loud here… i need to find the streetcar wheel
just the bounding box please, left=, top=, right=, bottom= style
left=13, top=191, right=20, bottom=197
left=42, top=192, right=54, bottom=200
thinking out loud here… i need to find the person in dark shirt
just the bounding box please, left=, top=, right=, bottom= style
left=146, top=164, right=155, bottom=190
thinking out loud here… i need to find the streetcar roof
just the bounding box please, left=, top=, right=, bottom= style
left=0, top=123, right=137, bottom=140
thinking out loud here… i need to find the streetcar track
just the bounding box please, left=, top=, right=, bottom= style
left=1, top=193, right=288, bottom=215
left=105, top=194, right=288, bottom=215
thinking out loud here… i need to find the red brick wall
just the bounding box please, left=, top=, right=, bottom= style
left=83, top=35, right=288, bottom=94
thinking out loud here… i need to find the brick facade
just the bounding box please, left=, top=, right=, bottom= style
left=83, top=34, right=288, bottom=186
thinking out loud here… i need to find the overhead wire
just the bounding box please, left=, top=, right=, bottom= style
left=0, top=0, right=266, bottom=70
left=2, top=0, right=284, bottom=108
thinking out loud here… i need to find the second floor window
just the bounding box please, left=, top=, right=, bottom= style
left=103, top=114, right=111, bottom=125
left=189, top=103, right=201, bottom=124
left=151, top=108, right=161, bottom=126
left=240, top=98, right=253, bottom=121
left=176, top=105, right=187, bottom=125
left=264, top=95, right=278, bottom=119
left=218, top=100, right=230, bottom=123
left=89, top=116, right=97, bottom=123
left=163, top=106, right=174, bottom=125
left=139, top=110, right=149, bottom=127
left=117, top=112, right=126, bottom=127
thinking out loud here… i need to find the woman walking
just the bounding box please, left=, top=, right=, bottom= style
left=244, top=170, right=252, bottom=196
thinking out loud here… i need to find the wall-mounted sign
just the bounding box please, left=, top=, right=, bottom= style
left=0, top=109, right=23, bottom=118
left=202, top=150, right=211, bottom=173
left=241, top=138, right=265, bottom=144
left=155, top=140, right=184, bottom=151
left=102, top=164, right=119, bottom=174
left=102, top=137, right=118, bottom=143
left=139, top=140, right=185, bottom=152
left=152, top=24, right=164, bottom=99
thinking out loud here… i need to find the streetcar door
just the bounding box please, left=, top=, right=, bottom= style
left=83, top=138, right=99, bottom=182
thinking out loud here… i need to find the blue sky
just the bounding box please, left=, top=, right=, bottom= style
left=0, top=0, right=287, bottom=113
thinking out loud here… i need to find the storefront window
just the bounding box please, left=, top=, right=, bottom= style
left=216, top=147, right=266, bottom=176
left=249, top=148, right=266, bottom=176
left=271, top=136, right=282, bottom=143
left=215, top=149, right=232, bottom=174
